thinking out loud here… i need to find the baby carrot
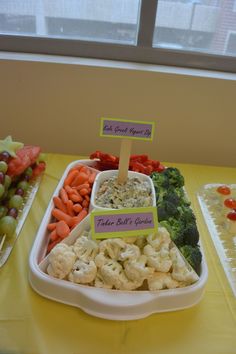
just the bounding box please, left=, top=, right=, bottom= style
left=71, top=172, right=89, bottom=187
left=65, top=185, right=82, bottom=199
left=64, top=169, right=79, bottom=186
left=84, top=194, right=90, bottom=202
left=64, top=185, right=74, bottom=194
left=52, top=208, right=73, bottom=226
left=67, top=167, right=80, bottom=174
left=49, top=229, right=59, bottom=242
left=88, top=172, right=96, bottom=184
left=53, top=196, right=67, bottom=213
left=76, top=183, right=90, bottom=191
left=74, top=164, right=83, bottom=171
left=66, top=199, right=75, bottom=217
left=47, top=222, right=57, bottom=231
left=82, top=199, right=89, bottom=208
left=71, top=188, right=81, bottom=196
left=80, top=165, right=90, bottom=174
left=47, top=238, right=61, bottom=253
left=79, top=188, right=89, bottom=196
left=56, top=220, right=70, bottom=239
left=69, top=193, right=83, bottom=203
left=71, top=209, right=88, bottom=228
left=73, top=203, right=83, bottom=213
left=59, top=187, right=69, bottom=204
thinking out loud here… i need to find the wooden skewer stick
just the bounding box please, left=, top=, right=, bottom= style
left=0, top=234, right=6, bottom=252
left=117, top=138, right=132, bottom=184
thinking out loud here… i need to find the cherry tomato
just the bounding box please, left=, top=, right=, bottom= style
left=224, top=198, right=236, bottom=209
left=216, top=185, right=231, bottom=195
left=227, top=210, right=236, bottom=221
left=157, top=164, right=165, bottom=172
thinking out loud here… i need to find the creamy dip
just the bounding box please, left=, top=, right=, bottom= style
left=95, top=176, right=153, bottom=209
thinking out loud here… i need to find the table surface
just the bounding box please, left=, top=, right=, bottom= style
left=1, top=154, right=236, bottom=354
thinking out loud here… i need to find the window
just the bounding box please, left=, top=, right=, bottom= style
left=0, top=0, right=141, bottom=44
left=0, top=0, right=236, bottom=73
left=226, top=32, right=236, bottom=54
left=154, top=0, right=236, bottom=57
left=45, top=1, right=140, bottom=44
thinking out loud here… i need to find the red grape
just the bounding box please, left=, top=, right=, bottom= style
left=0, top=151, right=10, bottom=163
left=7, top=208, right=18, bottom=219
left=15, top=188, right=24, bottom=197
left=0, top=172, right=5, bottom=184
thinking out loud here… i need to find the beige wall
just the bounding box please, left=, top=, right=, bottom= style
left=0, top=56, right=235, bottom=167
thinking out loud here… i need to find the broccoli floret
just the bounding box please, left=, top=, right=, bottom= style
left=163, top=187, right=181, bottom=207
left=162, top=167, right=185, bottom=188
left=180, top=245, right=202, bottom=272
left=175, top=188, right=190, bottom=206
left=151, top=171, right=169, bottom=189
left=160, top=218, right=185, bottom=247
left=157, top=201, right=179, bottom=221
left=154, top=185, right=166, bottom=204
left=182, top=222, right=200, bottom=246
left=177, top=204, right=196, bottom=226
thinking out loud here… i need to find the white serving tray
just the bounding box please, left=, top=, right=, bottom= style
left=197, top=184, right=236, bottom=297
left=0, top=175, right=43, bottom=268
left=29, top=160, right=208, bottom=321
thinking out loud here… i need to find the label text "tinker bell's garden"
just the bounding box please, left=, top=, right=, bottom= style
left=96, top=216, right=153, bottom=229
left=91, top=208, right=158, bottom=239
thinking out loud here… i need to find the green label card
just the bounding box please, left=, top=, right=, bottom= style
left=100, top=118, right=155, bottom=141
left=90, top=207, right=158, bottom=240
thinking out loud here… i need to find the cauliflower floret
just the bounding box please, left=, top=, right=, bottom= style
left=119, top=243, right=141, bottom=262
left=95, top=255, right=145, bottom=290
left=68, top=259, right=97, bottom=284
left=146, top=233, right=161, bottom=250
left=73, top=235, right=98, bottom=261
left=144, top=243, right=172, bottom=272
left=123, top=236, right=137, bottom=244
left=170, top=247, right=199, bottom=284
left=47, top=243, right=76, bottom=279
left=116, top=270, right=144, bottom=290
left=148, top=272, right=180, bottom=290
left=135, top=236, right=147, bottom=250
left=99, top=238, right=126, bottom=260
left=143, top=244, right=156, bottom=257
left=99, top=260, right=124, bottom=288
left=94, top=252, right=110, bottom=268
left=94, top=270, right=113, bottom=289
left=146, top=227, right=171, bottom=250
left=97, top=263, right=143, bottom=290
left=124, top=255, right=154, bottom=282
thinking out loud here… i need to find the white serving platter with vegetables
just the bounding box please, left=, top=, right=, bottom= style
left=29, top=157, right=208, bottom=320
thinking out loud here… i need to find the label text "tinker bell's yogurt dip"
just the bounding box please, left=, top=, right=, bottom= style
left=95, top=176, right=153, bottom=209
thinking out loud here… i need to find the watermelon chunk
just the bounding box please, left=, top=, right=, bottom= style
left=32, top=161, right=46, bottom=178
left=7, top=145, right=41, bottom=177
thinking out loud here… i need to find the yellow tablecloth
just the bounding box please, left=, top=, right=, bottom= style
left=1, top=154, right=236, bottom=354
